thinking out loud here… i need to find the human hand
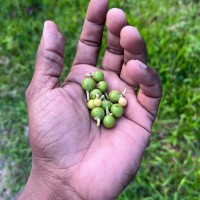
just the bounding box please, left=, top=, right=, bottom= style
left=19, top=0, right=162, bottom=199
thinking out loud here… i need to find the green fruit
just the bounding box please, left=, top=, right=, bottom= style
left=87, top=100, right=95, bottom=109
left=109, top=90, right=121, bottom=103
left=82, top=78, right=95, bottom=92
left=92, top=70, right=104, bottom=82
left=103, top=114, right=116, bottom=128
left=111, top=104, right=124, bottom=118
left=91, top=107, right=105, bottom=127
left=91, top=107, right=105, bottom=120
left=97, top=81, right=108, bottom=92
left=90, top=89, right=103, bottom=99
left=101, top=100, right=112, bottom=110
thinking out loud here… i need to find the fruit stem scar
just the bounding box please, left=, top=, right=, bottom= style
left=86, top=91, right=90, bottom=101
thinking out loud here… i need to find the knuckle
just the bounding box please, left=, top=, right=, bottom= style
left=43, top=49, right=64, bottom=67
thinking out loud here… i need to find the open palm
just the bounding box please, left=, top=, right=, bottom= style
left=24, top=1, right=162, bottom=199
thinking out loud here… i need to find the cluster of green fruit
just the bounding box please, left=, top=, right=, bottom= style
left=82, top=70, right=127, bottom=129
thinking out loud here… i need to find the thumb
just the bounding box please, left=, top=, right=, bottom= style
left=31, top=21, right=65, bottom=90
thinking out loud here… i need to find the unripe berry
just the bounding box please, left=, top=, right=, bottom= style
left=118, top=97, right=128, bottom=106
left=87, top=99, right=95, bottom=109
left=94, top=99, right=102, bottom=107
left=109, top=90, right=121, bottom=103
left=81, top=78, right=95, bottom=92
left=91, top=107, right=105, bottom=126
left=90, top=89, right=103, bottom=99
left=97, top=81, right=108, bottom=92
left=103, top=114, right=116, bottom=128
left=92, top=70, right=104, bottom=82
left=101, top=100, right=112, bottom=110
left=111, top=104, right=124, bottom=118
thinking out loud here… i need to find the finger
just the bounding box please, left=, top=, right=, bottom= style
left=120, top=26, right=147, bottom=64
left=120, top=26, right=147, bottom=90
left=72, top=0, right=108, bottom=67
left=101, top=8, right=128, bottom=74
left=32, top=21, right=65, bottom=90
left=125, top=60, right=162, bottom=120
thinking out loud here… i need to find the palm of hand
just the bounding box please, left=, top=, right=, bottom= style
left=26, top=1, right=161, bottom=199
left=29, top=68, right=149, bottom=199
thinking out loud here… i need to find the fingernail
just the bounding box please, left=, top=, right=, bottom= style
left=44, top=20, right=53, bottom=30
left=139, top=63, right=147, bottom=70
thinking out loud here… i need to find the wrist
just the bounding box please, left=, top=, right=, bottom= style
left=18, top=164, right=83, bottom=200
left=18, top=172, right=53, bottom=200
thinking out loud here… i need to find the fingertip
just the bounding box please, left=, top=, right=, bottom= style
left=43, top=21, right=63, bottom=39
left=124, top=60, right=149, bottom=85
left=121, top=26, right=139, bottom=36
left=121, top=26, right=140, bottom=39
left=125, top=60, right=140, bottom=81
left=87, top=0, right=108, bottom=24
left=40, top=20, right=65, bottom=58
left=106, top=8, right=127, bottom=34
left=120, top=26, right=145, bottom=51
left=126, top=60, right=160, bottom=90
left=44, top=20, right=58, bottom=30
left=120, top=26, right=147, bottom=64
left=127, top=59, right=147, bottom=70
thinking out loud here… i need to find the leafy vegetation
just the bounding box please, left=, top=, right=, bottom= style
left=0, top=0, right=199, bottom=199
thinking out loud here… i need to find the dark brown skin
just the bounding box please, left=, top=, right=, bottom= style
left=19, top=0, right=162, bottom=199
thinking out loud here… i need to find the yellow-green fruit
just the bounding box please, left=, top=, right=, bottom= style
left=118, top=97, right=128, bottom=106
left=94, top=99, right=102, bottom=107
left=87, top=100, right=95, bottom=109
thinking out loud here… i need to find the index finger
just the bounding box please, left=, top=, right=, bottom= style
left=72, top=0, right=108, bottom=67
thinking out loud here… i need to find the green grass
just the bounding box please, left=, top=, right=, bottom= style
left=0, top=0, right=200, bottom=199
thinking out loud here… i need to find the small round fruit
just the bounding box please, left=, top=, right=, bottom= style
left=94, top=99, right=102, bottom=107
left=109, top=90, right=121, bottom=103
left=118, top=97, right=128, bottom=106
left=92, top=70, right=104, bottom=82
left=82, top=78, right=95, bottom=92
left=111, top=104, right=124, bottom=118
left=101, top=100, right=112, bottom=110
left=90, top=89, right=103, bottom=99
left=103, top=114, right=116, bottom=128
left=91, top=107, right=105, bottom=120
left=97, top=81, right=108, bottom=92
left=87, top=99, right=95, bottom=109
